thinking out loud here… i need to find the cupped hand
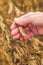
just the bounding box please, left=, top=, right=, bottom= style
left=10, top=12, right=43, bottom=41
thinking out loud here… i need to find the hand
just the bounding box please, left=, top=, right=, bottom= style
left=10, top=12, right=43, bottom=41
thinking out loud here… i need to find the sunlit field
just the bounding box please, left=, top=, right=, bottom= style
left=0, top=0, right=43, bottom=65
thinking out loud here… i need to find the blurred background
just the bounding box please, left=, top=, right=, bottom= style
left=0, top=0, right=43, bottom=65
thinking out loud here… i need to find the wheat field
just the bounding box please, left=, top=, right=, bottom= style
left=0, top=0, right=43, bottom=65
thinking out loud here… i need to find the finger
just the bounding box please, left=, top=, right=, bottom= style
left=20, top=37, right=24, bottom=41
left=11, top=28, right=19, bottom=35
left=24, top=27, right=30, bottom=33
left=10, top=22, right=17, bottom=30
left=14, top=12, right=33, bottom=26
left=13, top=33, right=21, bottom=40
left=24, top=32, right=35, bottom=40
left=28, top=24, right=38, bottom=34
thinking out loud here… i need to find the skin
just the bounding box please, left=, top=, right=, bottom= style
left=10, top=12, right=43, bottom=41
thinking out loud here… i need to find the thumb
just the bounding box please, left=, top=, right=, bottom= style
left=14, top=12, right=33, bottom=26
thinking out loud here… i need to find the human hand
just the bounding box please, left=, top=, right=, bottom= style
left=10, top=12, right=43, bottom=41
